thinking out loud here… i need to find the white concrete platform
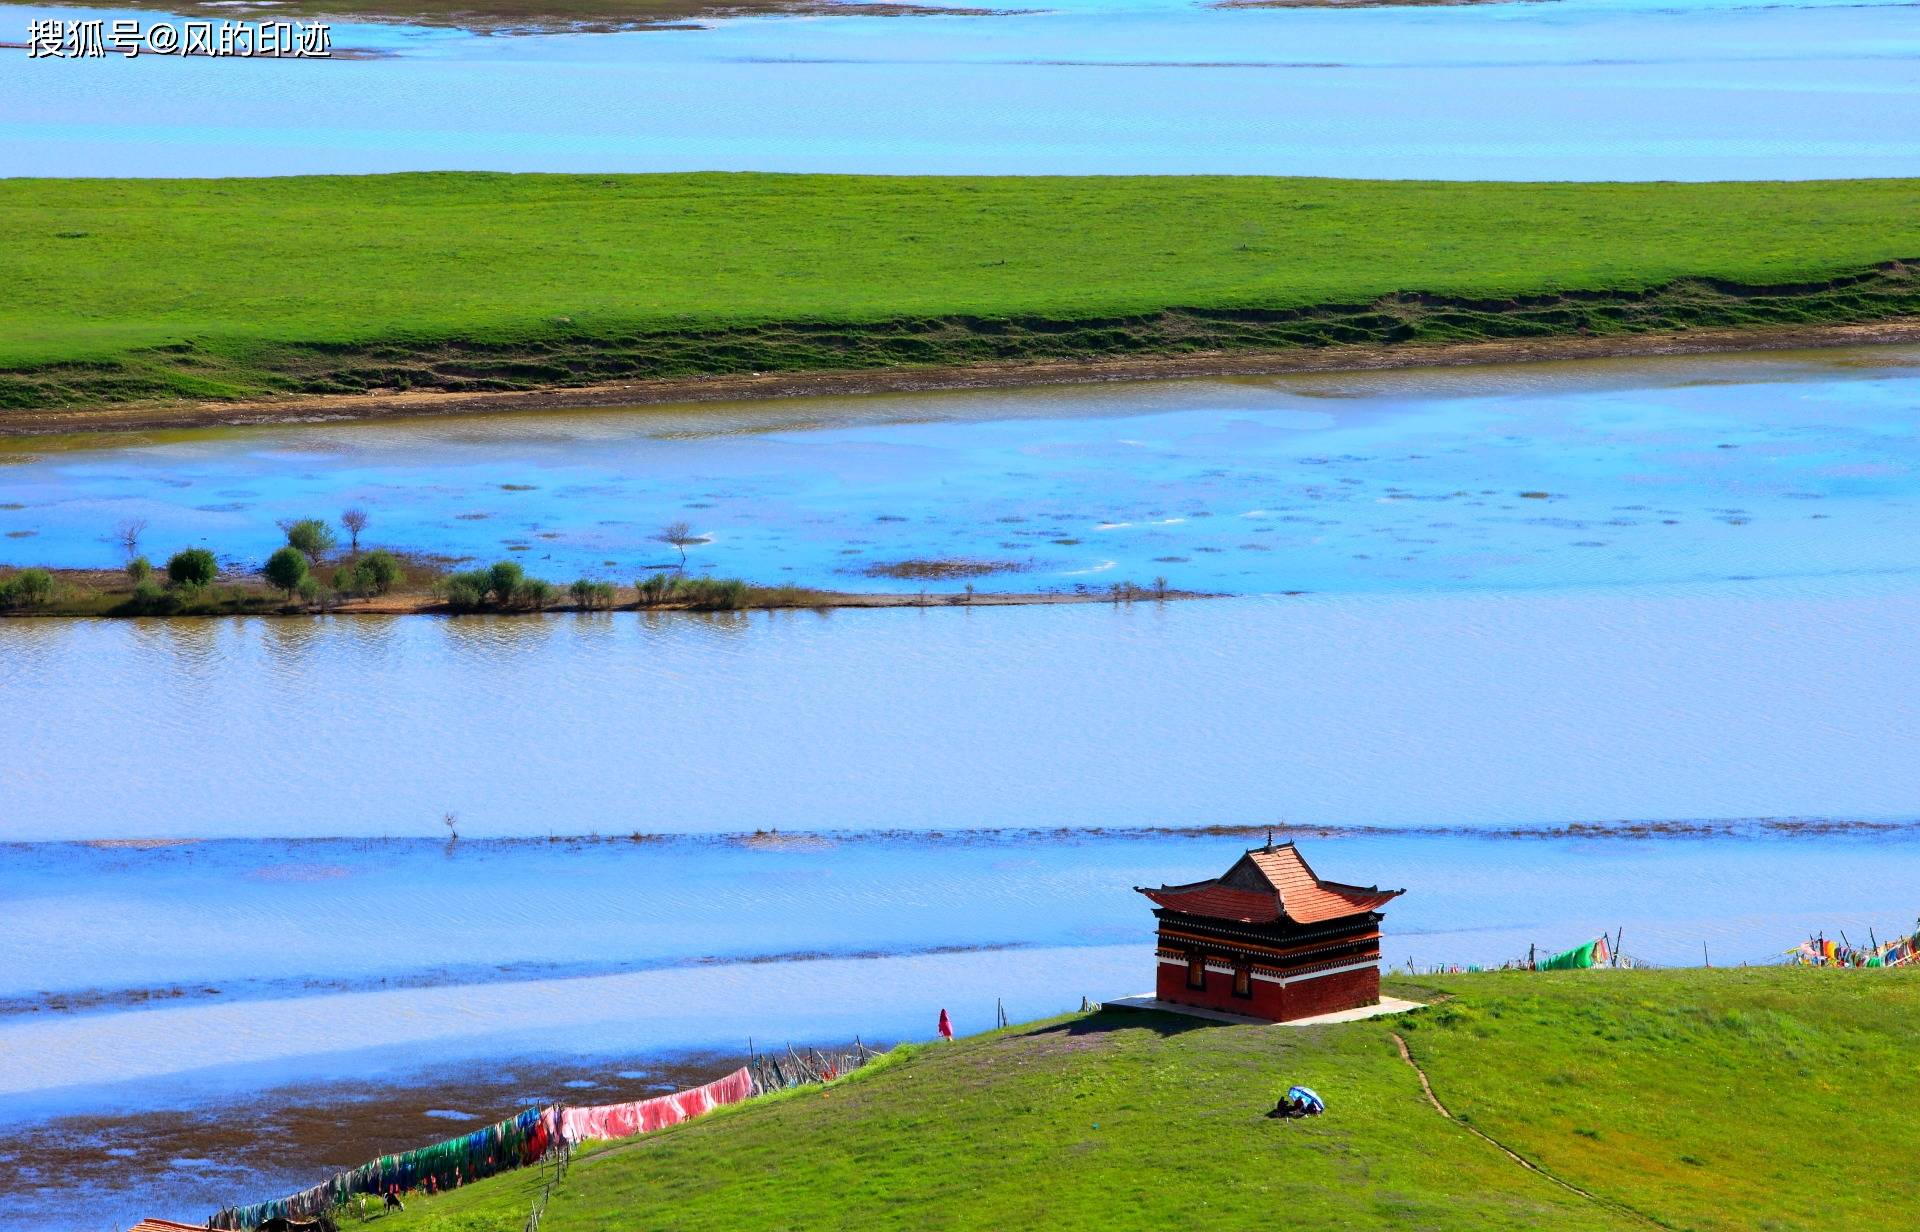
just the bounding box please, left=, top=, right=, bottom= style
left=1101, top=994, right=1424, bottom=1028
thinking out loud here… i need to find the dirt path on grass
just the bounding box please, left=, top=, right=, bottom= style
left=1389, top=1031, right=1664, bottom=1227
left=9, top=318, right=1920, bottom=438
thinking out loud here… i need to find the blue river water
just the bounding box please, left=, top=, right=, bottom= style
left=3, top=0, right=1918, bottom=177
left=3, top=349, right=1920, bottom=1226
left=5, top=823, right=1920, bottom=1229
left=4, top=0, right=1918, bottom=1224
left=6, top=347, right=1920, bottom=594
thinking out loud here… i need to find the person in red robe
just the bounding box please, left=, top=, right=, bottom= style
left=937, top=1008, right=953, bottom=1040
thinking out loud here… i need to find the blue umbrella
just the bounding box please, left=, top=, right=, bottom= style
left=1286, top=1085, right=1325, bottom=1113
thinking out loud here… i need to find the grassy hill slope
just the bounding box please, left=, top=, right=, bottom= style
left=4, top=174, right=1920, bottom=410
left=364, top=969, right=1920, bottom=1232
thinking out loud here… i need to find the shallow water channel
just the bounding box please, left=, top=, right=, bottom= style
left=6, top=346, right=1920, bottom=594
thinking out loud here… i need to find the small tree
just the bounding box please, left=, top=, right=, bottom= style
left=280, top=518, right=337, bottom=560
left=126, top=556, right=154, bottom=585
left=340, top=508, right=369, bottom=554
left=356, top=549, right=402, bottom=595
left=488, top=560, right=525, bottom=606
left=167, top=548, right=218, bottom=588
left=1153, top=576, right=1168, bottom=600
left=263, top=546, right=310, bottom=599
left=111, top=516, right=149, bottom=562
left=657, top=521, right=699, bottom=568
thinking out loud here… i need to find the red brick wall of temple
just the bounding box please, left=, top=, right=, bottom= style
left=1279, top=965, right=1379, bottom=1021
left=1155, top=957, right=1379, bottom=1023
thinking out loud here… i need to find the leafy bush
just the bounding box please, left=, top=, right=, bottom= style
left=488, top=561, right=525, bottom=604
left=676, top=577, right=750, bottom=611
left=330, top=550, right=404, bottom=600
left=263, top=545, right=310, bottom=597
left=126, top=555, right=153, bottom=585
left=280, top=517, right=337, bottom=559
left=0, top=567, right=55, bottom=608
left=631, top=574, right=754, bottom=610
left=125, top=578, right=176, bottom=614
left=443, top=569, right=493, bottom=613
left=167, top=548, right=218, bottom=588
left=518, top=578, right=556, bottom=610
left=356, top=549, right=403, bottom=595
left=571, top=579, right=617, bottom=609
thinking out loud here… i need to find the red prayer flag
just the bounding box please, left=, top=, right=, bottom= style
left=937, top=1008, right=953, bottom=1039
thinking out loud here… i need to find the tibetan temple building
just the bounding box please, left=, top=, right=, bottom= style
left=1135, top=842, right=1403, bottom=1022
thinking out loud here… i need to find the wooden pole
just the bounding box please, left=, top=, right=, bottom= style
left=1703, top=942, right=1710, bottom=968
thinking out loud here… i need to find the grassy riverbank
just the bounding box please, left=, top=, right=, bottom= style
left=5, top=174, right=1920, bottom=414
left=0, top=564, right=1193, bottom=616
left=343, top=969, right=1916, bottom=1232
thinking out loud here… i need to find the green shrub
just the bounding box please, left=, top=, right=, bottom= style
left=571, top=578, right=617, bottom=609
left=636, top=573, right=674, bottom=605
left=125, top=578, right=175, bottom=614
left=263, top=545, right=309, bottom=597
left=281, top=517, right=337, bottom=559
left=167, top=547, right=218, bottom=588
left=488, top=561, right=525, bottom=604
left=356, top=549, right=403, bottom=595
left=443, top=570, right=492, bottom=612
left=126, top=555, right=153, bottom=585
left=672, top=577, right=750, bottom=611
left=0, top=567, right=55, bottom=608
left=519, top=578, right=556, bottom=610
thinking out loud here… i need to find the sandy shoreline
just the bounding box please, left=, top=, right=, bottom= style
left=9, top=319, right=1920, bottom=439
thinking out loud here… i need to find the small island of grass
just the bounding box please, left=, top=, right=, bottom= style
left=0, top=512, right=1204, bottom=617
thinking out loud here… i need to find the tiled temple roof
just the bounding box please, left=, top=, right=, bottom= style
left=1136, top=842, right=1402, bottom=925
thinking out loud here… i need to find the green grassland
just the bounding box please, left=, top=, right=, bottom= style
left=5, top=174, right=1920, bottom=411
left=359, top=969, right=1918, bottom=1232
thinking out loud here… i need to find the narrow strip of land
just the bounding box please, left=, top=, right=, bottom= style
left=6, top=174, right=1919, bottom=428
left=7, top=318, right=1918, bottom=437
left=0, top=563, right=1208, bottom=618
